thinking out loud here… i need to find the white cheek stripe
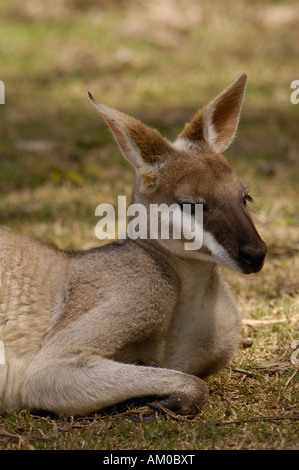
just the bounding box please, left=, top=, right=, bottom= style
left=203, top=231, right=240, bottom=271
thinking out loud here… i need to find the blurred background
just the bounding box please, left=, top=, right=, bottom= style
left=0, top=0, right=298, bottom=276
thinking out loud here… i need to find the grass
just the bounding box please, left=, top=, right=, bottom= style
left=0, top=0, right=298, bottom=451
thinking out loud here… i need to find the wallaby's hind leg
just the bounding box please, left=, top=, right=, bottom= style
left=21, top=353, right=208, bottom=416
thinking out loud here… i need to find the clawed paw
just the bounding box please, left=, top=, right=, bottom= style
left=148, top=387, right=208, bottom=417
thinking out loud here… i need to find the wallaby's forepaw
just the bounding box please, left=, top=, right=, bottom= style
left=148, top=382, right=209, bottom=416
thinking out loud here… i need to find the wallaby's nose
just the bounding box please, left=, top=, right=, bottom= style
left=238, top=243, right=267, bottom=273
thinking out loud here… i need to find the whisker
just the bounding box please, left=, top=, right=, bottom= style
left=244, top=171, right=259, bottom=192
left=256, top=215, right=283, bottom=228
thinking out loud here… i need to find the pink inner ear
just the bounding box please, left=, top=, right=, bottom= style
left=208, top=86, right=246, bottom=152
left=178, top=74, right=247, bottom=153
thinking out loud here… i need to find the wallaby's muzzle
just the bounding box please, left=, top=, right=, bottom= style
left=238, top=242, right=267, bottom=274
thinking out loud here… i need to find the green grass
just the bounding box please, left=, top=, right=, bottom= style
left=0, top=0, right=298, bottom=450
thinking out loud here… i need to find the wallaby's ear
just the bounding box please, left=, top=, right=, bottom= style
left=87, top=92, right=170, bottom=170
left=179, top=73, right=247, bottom=153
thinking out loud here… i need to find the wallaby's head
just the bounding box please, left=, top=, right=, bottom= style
left=88, top=73, right=267, bottom=274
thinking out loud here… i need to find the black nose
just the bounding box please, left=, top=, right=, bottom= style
left=238, top=244, right=267, bottom=272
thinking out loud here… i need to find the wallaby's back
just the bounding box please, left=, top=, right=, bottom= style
left=0, top=227, right=69, bottom=359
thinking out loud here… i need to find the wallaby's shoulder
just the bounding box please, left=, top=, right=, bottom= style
left=69, top=238, right=178, bottom=292
left=46, top=239, right=179, bottom=341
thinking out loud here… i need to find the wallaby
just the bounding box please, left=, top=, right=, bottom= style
left=0, top=73, right=266, bottom=416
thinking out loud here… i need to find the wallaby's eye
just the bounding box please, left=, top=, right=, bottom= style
left=177, top=202, right=207, bottom=214
left=243, top=194, right=253, bottom=207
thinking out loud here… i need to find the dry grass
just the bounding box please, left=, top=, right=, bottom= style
left=0, top=0, right=298, bottom=451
